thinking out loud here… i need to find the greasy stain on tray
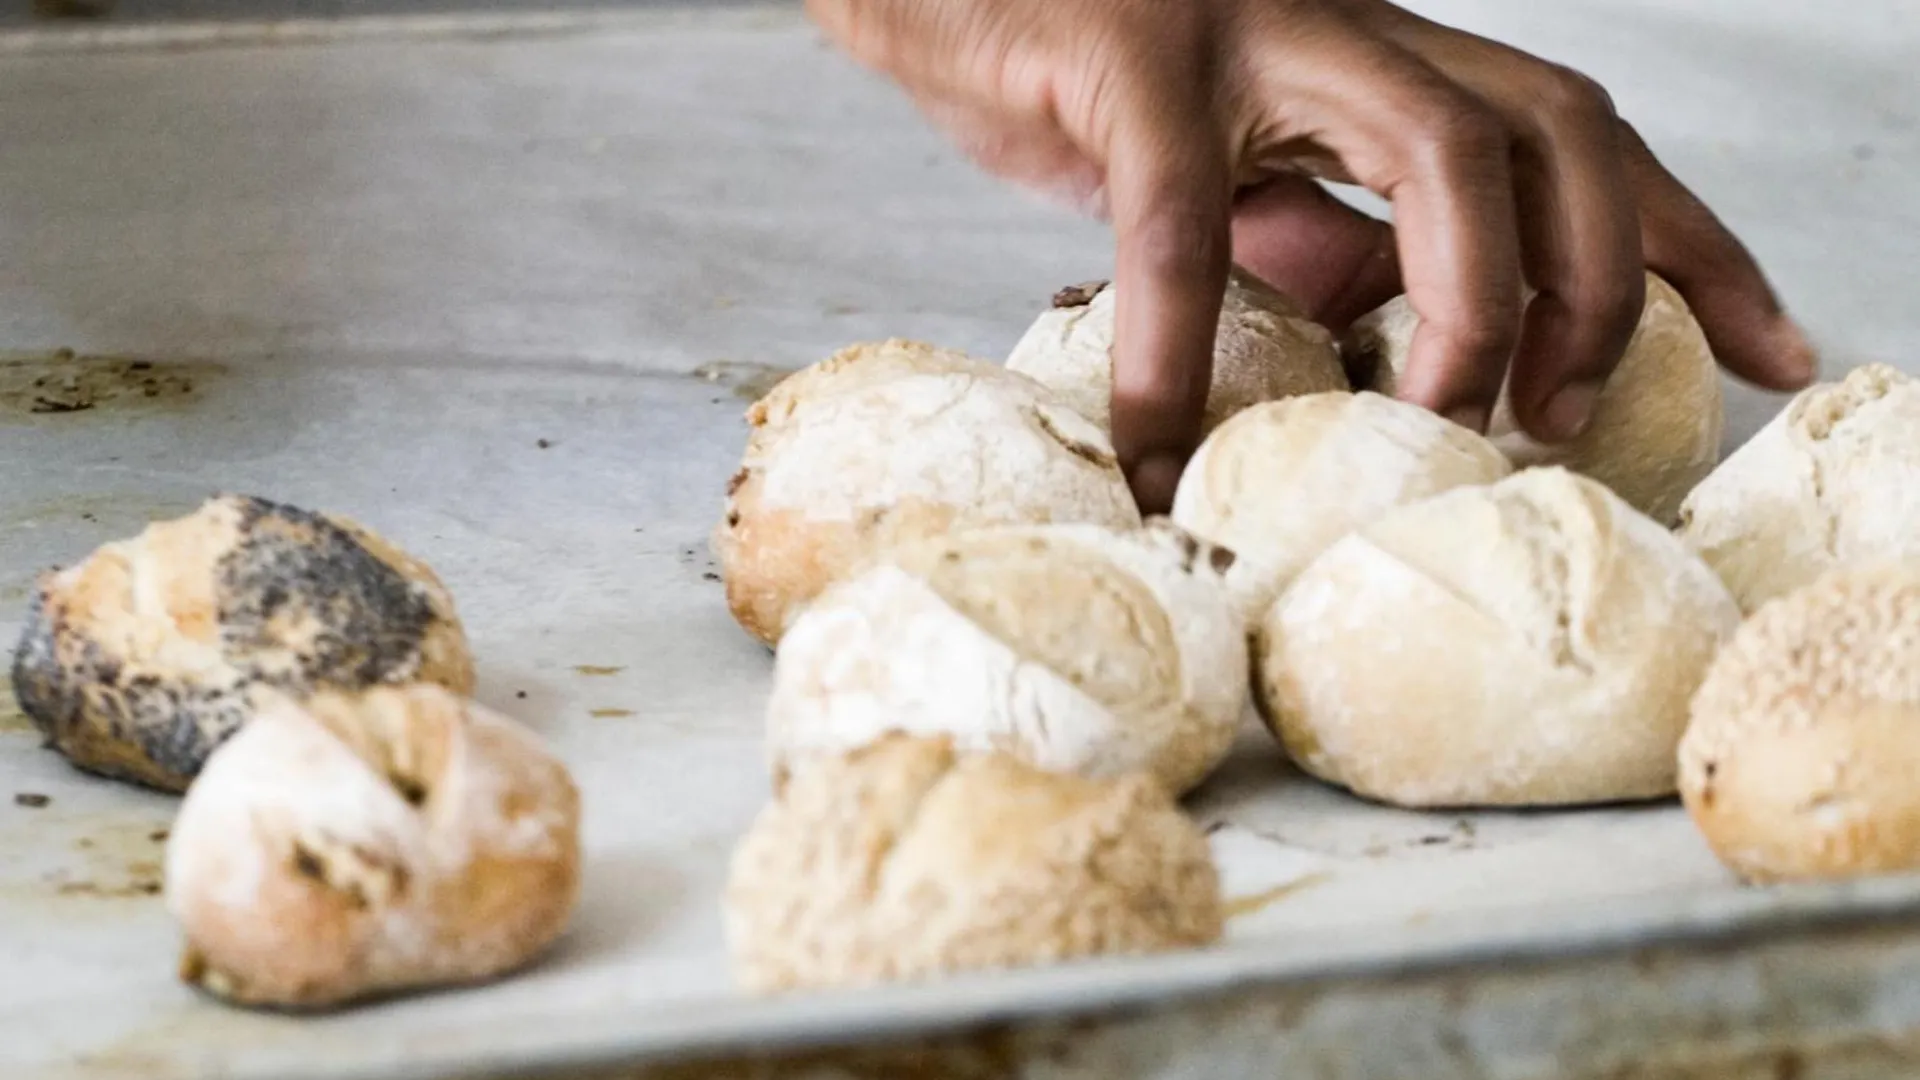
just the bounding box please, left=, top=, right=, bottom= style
left=0, top=350, right=225, bottom=416
left=14, top=819, right=175, bottom=902
left=574, top=665, right=624, bottom=677
left=1223, top=872, right=1332, bottom=919
left=0, top=688, right=33, bottom=734
left=590, top=708, right=635, bottom=719
left=690, top=360, right=798, bottom=402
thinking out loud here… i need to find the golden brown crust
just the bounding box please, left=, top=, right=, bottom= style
left=725, top=733, right=1223, bottom=993
left=1680, top=564, right=1920, bottom=882
left=168, top=686, right=581, bottom=1010
left=713, top=339, right=1139, bottom=647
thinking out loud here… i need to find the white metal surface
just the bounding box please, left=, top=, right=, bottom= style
left=0, top=3, right=1917, bottom=1078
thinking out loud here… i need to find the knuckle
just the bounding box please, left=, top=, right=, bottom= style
left=1533, top=64, right=1618, bottom=126
left=1411, top=95, right=1512, bottom=171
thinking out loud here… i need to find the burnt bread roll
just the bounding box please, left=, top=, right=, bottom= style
left=11, top=495, right=473, bottom=792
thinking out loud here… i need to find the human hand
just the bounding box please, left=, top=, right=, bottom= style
left=807, top=0, right=1817, bottom=512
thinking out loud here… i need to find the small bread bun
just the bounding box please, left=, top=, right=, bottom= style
left=166, top=685, right=581, bottom=1010
left=714, top=339, right=1140, bottom=647
left=1678, top=364, right=1920, bottom=613
left=1006, top=269, right=1348, bottom=435
left=1172, top=390, right=1511, bottom=623
left=724, top=733, right=1222, bottom=993
left=1257, top=468, right=1740, bottom=808
left=1346, top=272, right=1722, bottom=525
left=10, top=495, right=472, bottom=792
left=767, top=520, right=1245, bottom=796
left=1680, top=564, right=1920, bottom=883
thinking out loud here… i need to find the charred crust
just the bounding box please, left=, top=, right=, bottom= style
left=389, top=773, right=428, bottom=807
left=289, top=837, right=410, bottom=910
left=1051, top=281, right=1109, bottom=309
left=291, top=841, right=326, bottom=883
left=1172, top=529, right=1202, bottom=571
left=1208, top=544, right=1237, bottom=574
left=726, top=467, right=751, bottom=497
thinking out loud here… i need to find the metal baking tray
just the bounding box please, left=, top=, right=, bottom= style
left=3, top=3, right=1919, bottom=1077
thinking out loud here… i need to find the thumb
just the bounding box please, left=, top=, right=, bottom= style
left=1230, top=175, right=1402, bottom=333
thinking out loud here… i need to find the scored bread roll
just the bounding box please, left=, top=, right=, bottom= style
left=1680, top=564, right=1920, bottom=883
left=1345, top=272, right=1722, bottom=525
left=1172, top=390, right=1511, bottom=623
left=714, top=339, right=1140, bottom=647
left=1256, top=467, right=1740, bottom=808
left=766, top=520, right=1245, bottom=796
left=1678, top=364, right=1920, bottom=613
left=9, top=495, right=473, bottom=792
left=1006, top=268, right=1348, bottom=435
left=725, top=733, right=1223, bottom=993
left=167, top=685, right=581, bottom=1010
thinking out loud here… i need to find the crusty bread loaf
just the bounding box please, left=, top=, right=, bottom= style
left=714, top=339, right=1140, bottom=647
left=725, top=733, right=1222, bottom=993
left=767, top=520, right=1246, bottom=796
left=1257, top=468, right=1740, bottom=808
left=1680, top=564, right=1920, bottom=883
left=167, top=685, right=580, bottom=1009
left=1172, top=390, right=1511, bottom=623
left=1346, top=272, right=1722, bottom=525
left=10, top=495, right=472, bottom=792
left=1006, top=268, right=1347, bottom=435
left=1679, top=363, right=1920, bottom=613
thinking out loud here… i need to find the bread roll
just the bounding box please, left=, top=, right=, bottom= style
left=1171, top=390, right=1511, bottom=623
left=725, top=733, right=1222, bottom=993
left=1006, top=269, right=1347, bottom=435
left=1256, top=468, right=1740, bottom=808
left=1680, top=564, right=1920, bottom=883
left=9, top=495, right=473, bottom=792
left=1345, top=272, right=1722, bottom=525
left=714, top=339, right=1140, bottom=647
left=767, top=520, right=1244, bottom=796
left=1678, top=364, right=1920, bottom=613
left=167, top=685, right=581, bottom=1009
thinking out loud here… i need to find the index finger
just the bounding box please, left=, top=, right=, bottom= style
left=1103, top=103, right=1234, bottom=514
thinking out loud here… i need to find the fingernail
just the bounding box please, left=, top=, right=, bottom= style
left=1542, top=381, right=1601, bottom=441
left=1442, top=404, right=1490, bottom=434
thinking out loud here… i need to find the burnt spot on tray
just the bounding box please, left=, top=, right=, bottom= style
left=13, top=792, right=50, bottom=808
left=0, top=351, right=222, bottom=417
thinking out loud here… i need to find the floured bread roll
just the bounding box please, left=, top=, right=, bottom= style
left=1678, top=364, right=1920, bottom=613
left=1172, top=390, right=1511, bottom=622
left=1346, top=272, right=1721, bottom=525
left=715, top=339, right=1140, bottom=647
left=1680, top=565, right=1920, bottom=883
left=1257, top=468, right=1740, bottom=808
left=167, top=685, right=581, bottom=1009
left=1006, top=269, right=1348, bottom=434
left=10, top=496, right=473, bottom=792
left=725, top=733, right=1222, bottom=993
left=767, top=520, right=1244, bottom=796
